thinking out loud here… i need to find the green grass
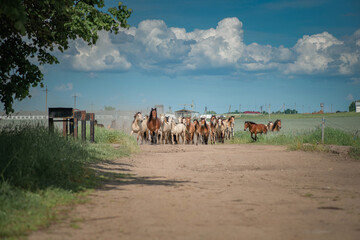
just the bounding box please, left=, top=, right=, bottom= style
left=230, top=126, right=360, bottom=160
left=0, top=124, right=138, bottom=239
left=0, top=183, right=77, bottom=239
left=232, top=111, right=359, bottom=120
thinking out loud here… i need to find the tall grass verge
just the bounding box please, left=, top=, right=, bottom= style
left=0, top=124, right=138, bottom=239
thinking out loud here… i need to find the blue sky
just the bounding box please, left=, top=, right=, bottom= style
left=11, top=0, right=360, bottom=114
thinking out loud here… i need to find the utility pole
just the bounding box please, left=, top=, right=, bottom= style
left=228, top=105, right=231, bottom=113
left=321, top=117, right=325, bottom=144
left=268, top=104, right=271, bottom=120
left=42, top=85, right=48, bottom=115
left=239, top=104, right=241, bottom=113
left=73, top=94, right=78, bottom=109
left=320, top=102, right=325, bottom=144
left=295, top=103, right=296, bottom=114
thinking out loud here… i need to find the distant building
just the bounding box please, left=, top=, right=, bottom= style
left=154, top=105, right=164, bottom=114
left=243, top=111, right=261, bottom=114
left=356, top=101, right=360, bottom=113
left=175, top=109, right=199, bottom=119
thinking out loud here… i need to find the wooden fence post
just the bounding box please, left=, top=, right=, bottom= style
left=321, top=117, right=325, bottom=144
left=81, top=111, right=86, bottom=142
left=89, top=113, right=95, bottom=143
left=49, top=117, right=54, bottom=133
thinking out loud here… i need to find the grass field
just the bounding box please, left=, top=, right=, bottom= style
left=0, top=124, right=138, bottom=239
left=231, top=112, right=360, bottom=160
left=233, top=112, right=360, bottom=135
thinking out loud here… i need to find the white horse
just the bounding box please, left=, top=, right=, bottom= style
left=171, top=121, right=186, bottom=145
left=130, top=112, right=144, bottom=143
left=140, top=115, right=151, bottom=144
left=160, top=115, right=172, bottom=144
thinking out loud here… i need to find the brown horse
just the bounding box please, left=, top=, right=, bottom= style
left=209, top=115, right=217, bottom=144
left=199, top=117, right=210, bottom=145
left=244, top=121, right=267, bottom=141
left=267, top=119, right=282, bottom=131
left=147, top=108, right=161, bottom=144
left=272, top=119, right=282, bottom=131
left=227, top=116, right=235, bottom=139
left=185, top=117, right=196, bottom=144
left=193, top=119, right=201, bottom=145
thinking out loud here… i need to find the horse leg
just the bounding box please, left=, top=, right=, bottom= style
left=250, top=132, right=255, bottom=141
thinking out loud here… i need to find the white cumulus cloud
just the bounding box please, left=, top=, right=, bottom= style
left=58, top=18, right=360, bottom=79
left=64, top=31, right=131, bottom=71
left=285, top=32, right=343, bottom=74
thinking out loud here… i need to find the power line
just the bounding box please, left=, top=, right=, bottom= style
left=72, top=94, right=78, bottom=109
left=42, top=85, right=49, bottom=114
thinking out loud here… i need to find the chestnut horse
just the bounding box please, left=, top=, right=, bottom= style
left=185, top=117, right=196, bottom=144
left=209, top=115, right=217, bottom=144
left=267, top=119, right=282, bottom=131
left=272, top=119, right=282, bottom=131
left=199, top=117, right=210, bottom=145
left=147, top=108, right=161, bottom=144
left=215, top=118, right=225, bottom=143
left=244, top=121, right=267, bottom=141
left=193, top=119, right=201, bottom=145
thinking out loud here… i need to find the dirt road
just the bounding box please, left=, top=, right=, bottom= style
left=30, top=144, right=360, bottom=240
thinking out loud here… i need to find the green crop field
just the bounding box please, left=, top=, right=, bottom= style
left=234, top=113, right=360, bottom=135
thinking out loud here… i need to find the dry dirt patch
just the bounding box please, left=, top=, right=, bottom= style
left=30, top=144, right=360, bottom=240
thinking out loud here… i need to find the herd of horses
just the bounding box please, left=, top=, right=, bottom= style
left=130, top=108, right=281, bottom=145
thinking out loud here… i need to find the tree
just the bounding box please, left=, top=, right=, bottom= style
left=284, top=108, right=298, bottom=114
left=206, top=110, right=217, bottom=115
left=104, top=106, right=115, bottom=111
left=0, top=0, right=132, bottom=114
left=348, top=100, right=359, bottom=112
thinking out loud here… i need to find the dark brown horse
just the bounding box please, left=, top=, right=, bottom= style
left=244, top=121, right=267, bottom=141
left=147, top=108, right=161, bottom=144
left=272, top=119, right=282, bottom=131
left=199, top=117, right=210, bottom=144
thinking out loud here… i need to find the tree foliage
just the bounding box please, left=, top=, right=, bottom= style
left=284, top=108, right=298, bottom=114
left=349, top=100, right=358, bottom=112
left=104, top=105, right=116, bottom=111
left=206, top=110, right=217, bottom=115
left=0, top=0, right=132, bottom=114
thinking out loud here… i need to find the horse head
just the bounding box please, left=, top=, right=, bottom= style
left=217, top=118, right=223, bottom=126
left=200, top=118, right=207, bottom=128
left=149, top=108, right=157, bottom=121
left=160, top=113, right=165, bottom=123
left=185, top=117, right=191, bottom=126
left=276, top=119, right=282, bottom=130
left=244, top=121, right=249, bottom=131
